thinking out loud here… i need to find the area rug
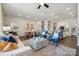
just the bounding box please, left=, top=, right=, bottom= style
left=22, top=40, right=76, bottom=56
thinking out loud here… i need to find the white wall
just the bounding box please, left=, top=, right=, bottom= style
left=3, top=16, right=41, bottom=36
left=0, top=4, right=3, bottom=32
left=60, top=18, right=77, bottom=36
left=3, top=15, right=77, bottom=36
left=46, top=18, right=77, bottom=35
left=77, top=4, right=79, bottom=46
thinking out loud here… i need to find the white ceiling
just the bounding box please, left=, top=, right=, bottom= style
left=2, top=3, right=77, bottom=20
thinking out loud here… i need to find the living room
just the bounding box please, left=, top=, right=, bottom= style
left=0, top=3, right=78, bottom=56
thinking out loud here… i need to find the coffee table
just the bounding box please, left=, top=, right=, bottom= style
left=29, top=37, right=47, bottom=50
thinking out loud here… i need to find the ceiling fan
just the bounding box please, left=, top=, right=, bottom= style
left=37, top=3, right=49, bottom=9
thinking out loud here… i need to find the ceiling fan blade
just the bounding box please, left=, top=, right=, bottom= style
left=44, top=3, right=49, bottom=8
left=37, top=5, right=41, bottom=9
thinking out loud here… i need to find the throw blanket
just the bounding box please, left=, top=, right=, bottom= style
left=0, top=35, right=19, bottom=51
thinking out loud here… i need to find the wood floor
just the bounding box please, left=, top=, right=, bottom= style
left=20, top=35, right=77, bottom=49
left=61, top=35, right=77, bottom=49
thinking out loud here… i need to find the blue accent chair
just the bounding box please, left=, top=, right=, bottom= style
left=59, top=31, right=64, bottom=40
left=48, top=32, right=60, bottom=46
left=40, top=31, right=47, bottom=38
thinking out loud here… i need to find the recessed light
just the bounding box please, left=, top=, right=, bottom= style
left=67, top=8, right=70, bottom=11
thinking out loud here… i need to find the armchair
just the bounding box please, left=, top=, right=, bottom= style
left=47, top=32, right=60, bottom=46
left=40, top=31, right=48, bottom=38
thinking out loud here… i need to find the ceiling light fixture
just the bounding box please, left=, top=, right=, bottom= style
left=67, top=8, right=70, bottom=11
left=37, top=3, right=49, bottom=9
